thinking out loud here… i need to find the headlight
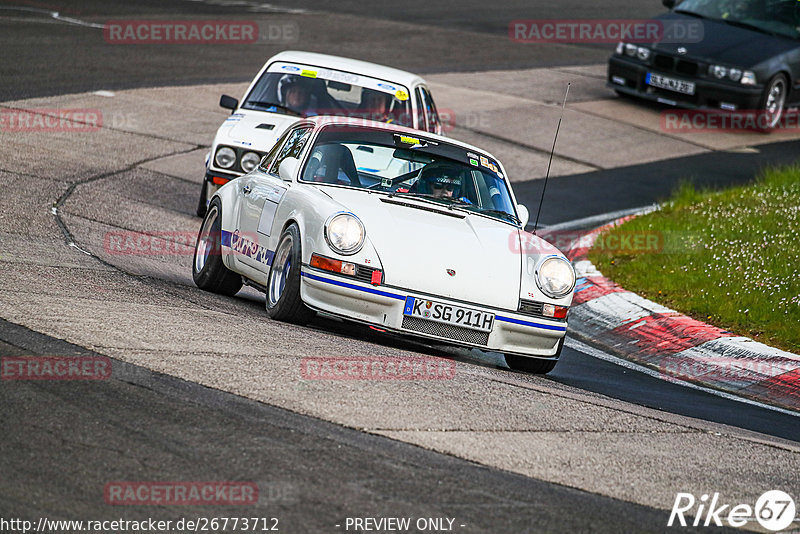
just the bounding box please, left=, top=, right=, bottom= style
left=619, top=42, right=650, bottom=61
left=535, top=256, right=576, bottom=299
left=240, top=151, right=260, bottom=173
left=215, top=147, right=236, bottom=169
left=709, top=65, right=756, bottom=85
left=324, top=213, right=365, bottom=255
left=740, top=70, right=757, bottom=85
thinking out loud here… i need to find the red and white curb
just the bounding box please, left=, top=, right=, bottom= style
left=545, top=217, right=800, bottom=414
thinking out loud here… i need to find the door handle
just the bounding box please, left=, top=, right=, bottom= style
left=243, top=184, right=252, bottom=195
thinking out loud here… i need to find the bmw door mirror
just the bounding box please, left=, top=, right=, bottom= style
left=220, top=94, right=239, bottom=111
left=278, top=157, right=299, bottom=182
left=662, top=0, right=676, bottom=9
left=517, top=204, right=530, bottom=228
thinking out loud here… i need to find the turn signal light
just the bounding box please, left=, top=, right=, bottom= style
left=310, top=254, right=356, bottom=276
left=542, top=303, right=569, bottom=319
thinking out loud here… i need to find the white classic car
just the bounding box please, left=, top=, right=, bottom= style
left=197, top=50, right=444, bottom=217
left=192, top=117, right=575, bottom=374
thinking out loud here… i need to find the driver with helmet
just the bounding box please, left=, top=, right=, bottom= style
left=415, top=163, right=470, bottom=202
left=277, top=75, right=316, bottom=115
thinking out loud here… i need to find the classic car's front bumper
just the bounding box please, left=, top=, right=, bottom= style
left=608, top=55, right=763, bottom=110
left=300, top=267, right=567, bottom=359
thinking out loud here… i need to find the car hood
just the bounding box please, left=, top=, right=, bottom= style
left=217, top=110, right=298, bottom=152
left=653, top=13, right=798, bottom=67
left=321, top=188, right=523, bottom=310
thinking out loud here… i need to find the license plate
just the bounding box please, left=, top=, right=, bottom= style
left=403, top=297, right=494, bottom=332
left=646, top=72, right=695, bottom=95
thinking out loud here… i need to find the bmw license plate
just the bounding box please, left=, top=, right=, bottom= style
left=646, top=72, right=695, bottom=95
left=403, top=297, right=494, bottom=332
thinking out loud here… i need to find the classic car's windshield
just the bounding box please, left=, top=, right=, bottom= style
left=299, top=125, right=520, bottom=225
left=242, top=62, right=414, bottom=127
left=675, top=0, right=800, bottom=39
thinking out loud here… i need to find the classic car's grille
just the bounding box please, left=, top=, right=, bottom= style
left=652, top=54, right=699, bottom=77
left=354, top=266, right=382, bottom=284
left=401, top=316, right=490, bottom=346
left=518, top=299, right=545, bottom=317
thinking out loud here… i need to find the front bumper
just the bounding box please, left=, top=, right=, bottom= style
left=300, top=267, right=567, bottom=359
left=608, top=56, right=763, bottom=110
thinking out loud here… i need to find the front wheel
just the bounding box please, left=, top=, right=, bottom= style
left=505, top=337, right=563, bottom=374
left=266, top=224, right=315, bottom=325
left=192, top=197, right=242, bottom=296
left=759, top=74, right=788, bottom=131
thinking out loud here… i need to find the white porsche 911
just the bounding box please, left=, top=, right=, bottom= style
left=197, top=50, right=444, bottom=217
left=192, top=117, right=575, bottom=373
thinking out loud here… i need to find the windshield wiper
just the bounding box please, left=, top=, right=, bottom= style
left=673, top=9, right=707, bottom=18
left=244, top=101, right=303, bottom=116
left=478, top=209, right=521, bottom=225
left=720, top=18, right=777, bottom=37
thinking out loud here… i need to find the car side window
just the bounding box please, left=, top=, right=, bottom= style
left=420, top=87, right=441, bottom=134
left=258, top=129, right=291, bottom=172
left=414, top=87, right=428, bottom=131
left=268, top=127, right=312, bottom=175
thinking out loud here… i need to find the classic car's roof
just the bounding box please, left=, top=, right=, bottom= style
left=265, top=51, right=426, bottom=89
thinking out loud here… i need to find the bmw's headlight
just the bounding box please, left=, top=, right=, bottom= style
left=709, top=65, right=756, bottom=85
left=215, top=146, right=236, bottom=169
left=618, top=42, right=649, bottom=61
left=535, top=256, right=576, bottom=299
left=324, top=213, right=365, bottom=255
left=240, top=151, right=260, bottom=173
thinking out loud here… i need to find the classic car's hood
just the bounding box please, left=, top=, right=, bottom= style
left=653, top=13, right=798, bottom=67
left=217, top=110, right=298, bottom=152
left=321, top=188, right=523, bottom=310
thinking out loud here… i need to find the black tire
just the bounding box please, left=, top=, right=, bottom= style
left=758, top=74, right=788, bottom=131
left=192, top=197, right=242, bottom=296
left=505, top=337, right=564, bottom=374
left=265, top=223, right=315, bottom=325
left=196, top=181, right=208, bottom=218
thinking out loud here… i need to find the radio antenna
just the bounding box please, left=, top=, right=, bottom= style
left=532, top=82, right=570, bottom=235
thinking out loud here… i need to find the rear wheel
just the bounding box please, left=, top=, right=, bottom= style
left=192, top=198, right=242, bottom=295
left=759, top=74, right=788, bottom=131
left=266, top=224, right=315, bottom=325
left=505, top=337, right=564, bottom=374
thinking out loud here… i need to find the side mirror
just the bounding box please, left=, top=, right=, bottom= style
left=278, top=157, right=299, bottom=182
left=517, top=204, right=530, bottom=228
left=662, top=0, right=676, bottom=9
left=220, top=94, right=239, bottom=111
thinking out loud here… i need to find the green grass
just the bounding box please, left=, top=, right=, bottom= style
left=588, top=165, right=800, bottom=353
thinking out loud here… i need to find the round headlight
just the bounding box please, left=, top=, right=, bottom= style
left=535, top=256, right=576, bottom=299
left=636, top=47, right=650, bottom=61
left=324, top=213, right=365, bottom=255
left=728, top=68, right=742, bottom=82
left=624, top=43, right=638, bottom=57
left=710, top=65, right=727, bottom=79
left=240, top=151, right=260, bottom=173
left=215, top=147, right=236, bottom=169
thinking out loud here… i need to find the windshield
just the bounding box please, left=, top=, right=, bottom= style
left=242, top=62, right=414, bottom=127
left=675, top=0, right=800, bottom=39
left=299, top=125, right=520, bottom=225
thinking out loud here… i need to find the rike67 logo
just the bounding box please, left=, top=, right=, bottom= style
left=669, top=490, right=796, bottom=531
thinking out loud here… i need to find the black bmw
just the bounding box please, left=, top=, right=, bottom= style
left=608, top=0, right=800, bottom=129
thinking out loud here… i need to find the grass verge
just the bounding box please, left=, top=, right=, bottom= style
left=588, top=165, right=800, bottom=353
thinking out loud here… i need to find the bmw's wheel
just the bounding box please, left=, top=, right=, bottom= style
left=504, top=337, right=563, bottom=374
left=192, top=197, right=242, bottom=295
left=266, top=223, right=315, bottom=325
left=760, top=74, right=788, bottom=131
left=196, top=181, right=208, bottom=218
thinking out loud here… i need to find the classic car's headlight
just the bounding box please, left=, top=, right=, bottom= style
left=709, top=65, right=756, bottom=85
left=240, top=151, right=260, bottom=173
left=535, top=256, right=576, bottom=299
left=324, top=213, right=365, bottom=255
left=215, top=147, right=236, bottom=169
